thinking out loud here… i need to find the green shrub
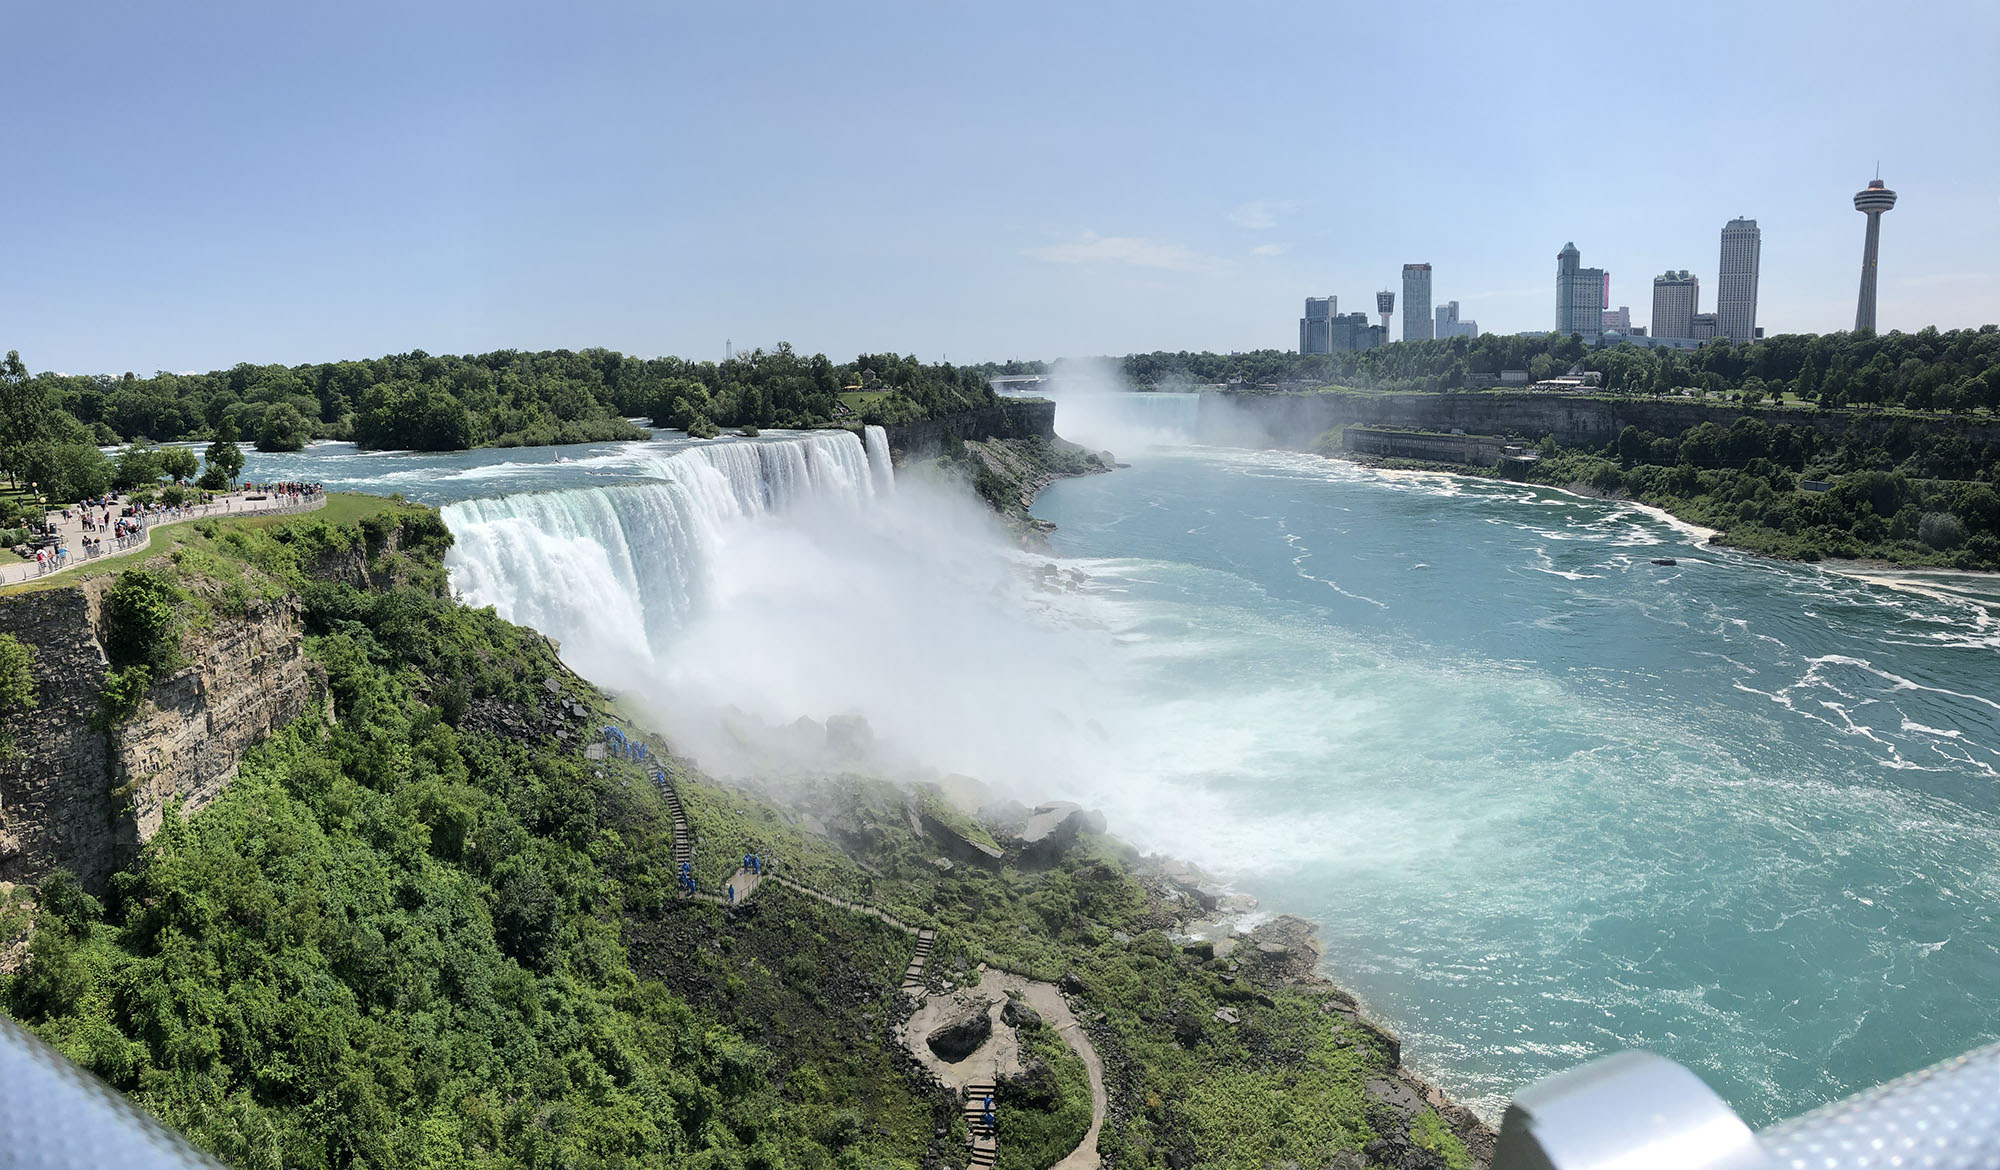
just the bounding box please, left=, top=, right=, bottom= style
left=0, top=633, right=36, bottom=756
left=101, top=569, right=184, bottom=675
left=1411, top=1109, right=1473, bottom=1170
left=96, top=666, right=153, bottom=726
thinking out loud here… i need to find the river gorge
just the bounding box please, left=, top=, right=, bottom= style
left=239, top=396, right=2000, bottom=1128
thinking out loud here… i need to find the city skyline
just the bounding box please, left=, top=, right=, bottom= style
left=3, top=2, right=1996, bottom=375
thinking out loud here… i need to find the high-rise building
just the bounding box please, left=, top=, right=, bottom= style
left=1328, top=313, right=1384, bottom=352
left=1434, top=300, right=1477, bottom=338
left=1555, top=243, right=1605, bottom=339
left=1602, top=306, right=1631, bottom=332
left=1300, top=296, right=1383, bottom=352
left=1853, top=177, right=1897, bottom=332
left=1402, top=264, right=1433, bottom=342
left=1651, top=271, right=1699, bottom=339
left=1299, top=295, right=1338, bottom=353
left=1376, top=290, right=1395, bottom=336
left=1716, top=218, right=1761, bottom=343
left=1689, top=313, right=1719, bottom=341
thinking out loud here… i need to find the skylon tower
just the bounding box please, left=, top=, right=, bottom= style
left=1852, top=176, right=1897, bottom=332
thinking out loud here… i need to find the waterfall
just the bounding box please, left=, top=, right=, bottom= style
left=864, top=425, right=894, bottom=494
left=442, top=430, right=884, bottom=692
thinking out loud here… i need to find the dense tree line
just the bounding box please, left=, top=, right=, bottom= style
left=2, top=344, right=996, bottom=463
left=1125, top=327, right=2000, bottom=412
left=1487, top=414, right=2000, bottom=568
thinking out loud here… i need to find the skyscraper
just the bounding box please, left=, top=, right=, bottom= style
left=1717, top=218, right=1761, bottom=343
left=1402, top=264, right=1432, bottom=342
left=1376, top=290, right=1395, bottom=336
left=1555, top=243, right=1605, bottom=339
left=1651, top=271, right=1698, bottom=339
left=1299, top=295, right=1337, bottom=354
left=1299, top=295, right=1381, bottom=353
left=1434, top=301, right=1477, bottom=338
left=1853, top=177, right=1897, bottom=332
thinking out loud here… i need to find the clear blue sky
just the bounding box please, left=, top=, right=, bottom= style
left=6, top=0, right=1997, bottom=374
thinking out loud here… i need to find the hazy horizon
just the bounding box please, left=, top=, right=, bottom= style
left=7, top=0, right=1997, bottom=376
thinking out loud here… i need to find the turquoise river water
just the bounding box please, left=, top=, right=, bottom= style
left=244, top=400, right=2000, bottom=1125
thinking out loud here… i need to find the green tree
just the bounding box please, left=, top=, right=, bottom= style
left=1616, top=426, right=1646, bottom=468
left=204, top=420, right=245, bottom=488
left=0, top=349, right=47, bottom=487
left=113, top=444, right=162, bottom=492
left=22, top=444, right=112, bottom=502
left=157, top=446, right=200, bottom=483
left=256, top=402, right=314, bottom=452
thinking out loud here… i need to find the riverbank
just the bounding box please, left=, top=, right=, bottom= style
left=1321, top=444, right=2000, bottom=576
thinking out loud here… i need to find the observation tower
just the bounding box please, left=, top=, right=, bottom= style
left=1852, top=176, right=1896, bottom=332
left=1376, top=290, right=1395, bottom=335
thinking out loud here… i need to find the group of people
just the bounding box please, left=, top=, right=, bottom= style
left=724, top=853, right=771, bottom=904
left=602, top=725, right=651, bottom=762
left=246, top=481, right=324, bottom=506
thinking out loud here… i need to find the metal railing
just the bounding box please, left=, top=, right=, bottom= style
left=2, top=496, right=325, bottom=586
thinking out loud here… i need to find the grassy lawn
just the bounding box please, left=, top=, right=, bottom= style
left=838, top=389, right=890, bottom=415
left=0, top=491, right=399, bottom=596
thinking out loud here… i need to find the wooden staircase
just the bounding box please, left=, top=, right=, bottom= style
left=963, top=1080, right=998, bottom=1168
left=901, top=928, right=937, bottom=993
left=653, top=769, right=695, bottom=877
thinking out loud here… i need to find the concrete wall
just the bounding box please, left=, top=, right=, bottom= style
left=881, top=399, right=1058, bottom=461
left=1342, top=427, right=1511, bottom=465
left=1197, top=391, right=2000, bottom=452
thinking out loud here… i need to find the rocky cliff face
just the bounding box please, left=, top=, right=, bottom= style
left=882, top=399, right=1058, bottom=460
left=0, top=583, right=318, bottom=893
left=0, top=589, right=117, bottom=891
left=113, top=593, right=318, bottom=849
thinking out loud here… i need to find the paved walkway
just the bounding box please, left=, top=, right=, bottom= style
left=1, top=491, right=326, bottom=586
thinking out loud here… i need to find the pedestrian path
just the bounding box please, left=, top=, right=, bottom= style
left=603, top=722, right=1106, bottom=1170
left=1, top=490, right=325, bottom=587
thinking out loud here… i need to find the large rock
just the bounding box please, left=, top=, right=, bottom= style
left=926, top=1003, right=993, bottom=1063
left=1011, top=801, right=1105, bottom=866
left=997, top=1053, right=1058, bottom=1109
left=1000, top=998, right=1042, bottom=1030
left=916, top=804, right=1004, bottom=870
